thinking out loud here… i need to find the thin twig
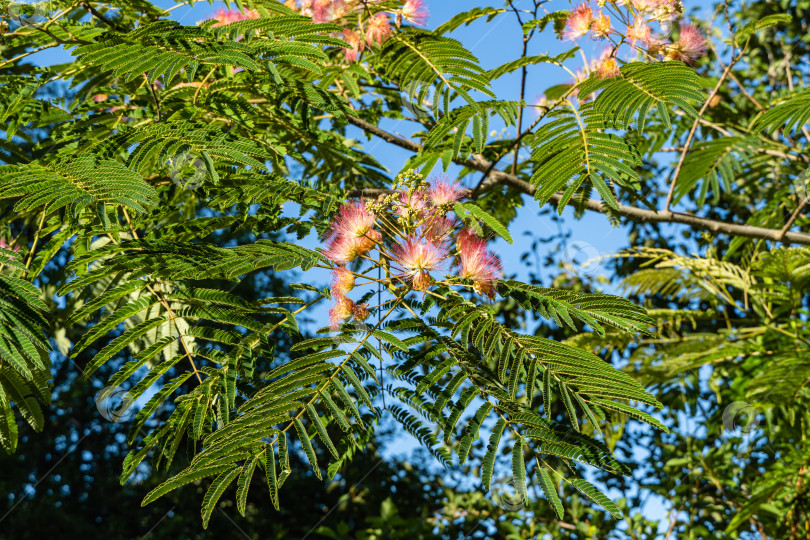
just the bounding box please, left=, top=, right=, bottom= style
left=144, top=75, right=162, bottom=122
left=121, top=209, right=203, bottom=384
left=779, top=197, right=809, bottom=242
left=506, top=0, right=531, bottom=176
left=664, top=40, right=746, bottom=211
left=24, top=211, right=46, bottom=270
left=81, top=2, right=124, bottom=31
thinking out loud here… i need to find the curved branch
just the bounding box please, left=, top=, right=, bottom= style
left=344, top=115, right=810, bottom=247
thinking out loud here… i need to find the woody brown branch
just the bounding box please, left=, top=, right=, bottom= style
left=344, top=115, right=810, bottom=247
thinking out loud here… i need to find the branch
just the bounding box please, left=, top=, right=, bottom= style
left=780, top=197, right=809, bottom=241
left=507, top=0, right=530, bottom=176
left=344, top=115, right=810, bottom=246
left=121, top=209, right=203, bottom=384
left=81, top=2, right=124, bottom=32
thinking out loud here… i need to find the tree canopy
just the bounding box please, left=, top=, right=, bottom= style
left=1, top=0, right=809, bottom=538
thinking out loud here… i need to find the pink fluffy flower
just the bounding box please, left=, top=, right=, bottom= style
left=331, top=200, right=377, bottom=239
left=366, top=13, right=392, bottom=46
left=596, top=56, right=621, bottom=79
left=322, top=200, right=381, bottom=263
left=329, top=296, right=355, bottom=329
left=0, top=238, right=18, bottom=251
left=421, top=216, right=455, bottom=242
left=313, top=0, right=341, bottom=23
left=323, top=229, right=382, bottom=264
left=533, top=94, right=551, bottom=116
left=633, top=0, right=681, bottom=21
left=456, top=227, right=481, bottom=254
left=351, top=302, right=370, bottom=321
left=331, top=267, right=355, bottom=297
left=391, top=236, right=448, bottom=273
left=563, top=4, right=593, bottom=41
left=590, top=11, right=611, bottom=40
left=390, top=236, right=449, bottom=290
left=428, top=177, right=465, bottom=207
left=672, top=24, right=706, bottom=64
left=396, top=190, right=428, bottom=219
left=631, top=0, right=658, bottom=11
left=652, top=0, right=682, bottom=23
left=626, top=19, right=654, bottom=50
left=210, top=8, right=260, bottom=27
left=457, top=234, right=502, bottom=298
left=400, top=0, right=428, bottom=27
left=342, top=29, right=365, bottom=62
left=294, top=0, right=315, bottom=17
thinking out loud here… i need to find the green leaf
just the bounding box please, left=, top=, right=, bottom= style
left=236, top=455, right=259, bottom=516
left=0, top=154, right=158, bottom=222
left=293, top=417, right=322, bottom=480
left=434, top=7, right=506, bottom=35
left=543, top=366, right=552, bottom=415
left=371, top=330, right=408, bottom=352
left=264, top=445, right=280, bottom=511
left=201, top=467, right=241, bottom=528
left=511, top=440, right=528, bottom=505
left=278, top=432, right=291, bottom=487
left=736, top=14, right=793, bottom=45
left=482, top=418, right=506, bottom=491
left=572, top=478, right=622, bottom=519
left=142, top=463, right=234, bottom=506
left=305, top=402, right=339, bottom=459
left=455, top=202, right=513, bottom=244
left=537, top=467, right=564, bottom=519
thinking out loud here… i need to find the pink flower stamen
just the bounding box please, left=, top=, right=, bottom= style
left=331, top=267, right=355, bottom=297
left=366, top=13, right=392, bottom=46
left=564, top=4, right=593, bottom=41
left=390, top=236, right=449, bottom=290
left=342, top=29, right=365, bottom=62
left=671, top=24, right=706, bottom=65
left=333, top=200, right=377, bottom=239
left=401, top=0, right=428, bottom=27
left=329, top=296, right=354, bottom=329
left=427, top=177, right=465, bottom=207
left=457, top=230, right=502, bottom=298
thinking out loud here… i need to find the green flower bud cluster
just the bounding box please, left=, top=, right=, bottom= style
left=394, top=169, right=427, bottom=190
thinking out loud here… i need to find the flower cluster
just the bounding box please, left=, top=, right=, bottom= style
left=322, top=171, right=502, bottom=330
left=563, top=0, right=706, bottom=80
left=203, top=1, right=427, bottom=62
left=283, top=0, right=428, bottom=61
